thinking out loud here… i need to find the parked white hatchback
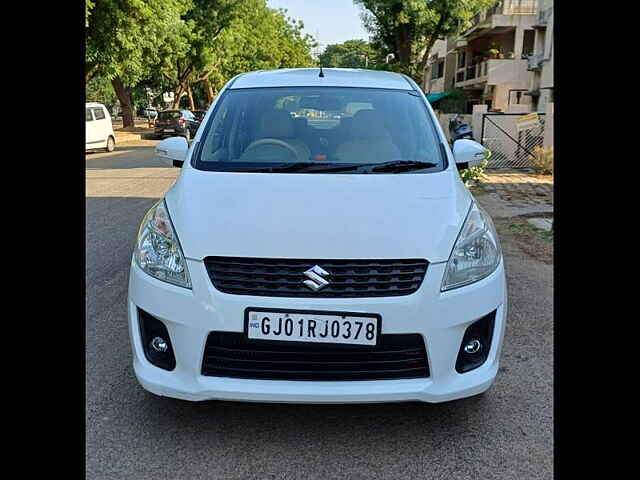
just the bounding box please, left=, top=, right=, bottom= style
left=129, top=68, right=506, bottom=403
left=86, top=102, right=115, bottom=152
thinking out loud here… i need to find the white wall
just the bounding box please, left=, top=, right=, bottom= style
left=543, top=101, right=554, bottom=148
left=472, top=104, right=488, bottom=143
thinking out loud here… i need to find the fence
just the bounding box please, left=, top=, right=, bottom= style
left=481, top=113, right=546, bottom=169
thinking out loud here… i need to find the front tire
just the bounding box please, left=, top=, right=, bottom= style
left=105, top=136, right=115, bottom=152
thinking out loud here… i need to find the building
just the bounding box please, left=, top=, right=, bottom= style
left=526, top=0, right=553, bottom=113
left=423, top=39, right=447, bottom=94
left=424, top=0, right=543, bottom=113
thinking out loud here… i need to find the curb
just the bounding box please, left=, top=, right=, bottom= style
left=115, top=132, right=142, bottom=144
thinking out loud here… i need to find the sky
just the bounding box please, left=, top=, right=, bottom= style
left=267, top=0, right=370, bottom=53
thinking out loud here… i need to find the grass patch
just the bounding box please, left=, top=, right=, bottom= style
left=506, top=221, right=553, bottom=243
left=494, top=216, right=553, bottom=264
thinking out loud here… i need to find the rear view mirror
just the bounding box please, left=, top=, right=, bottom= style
left=452, top=139, right=487, bottom=168
left=156, top=136, right=188, bottom=168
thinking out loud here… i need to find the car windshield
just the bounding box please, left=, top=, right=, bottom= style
left=158, top=111, right=181, bottom=120
left=194, top=87, right=445, bottom=174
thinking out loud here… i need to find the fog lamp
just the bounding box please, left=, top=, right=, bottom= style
left=463, top=339, right=482, bottom=354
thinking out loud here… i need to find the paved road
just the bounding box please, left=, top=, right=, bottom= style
left=86, top=141, right=553, bottom=479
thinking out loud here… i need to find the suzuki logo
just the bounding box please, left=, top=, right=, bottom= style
left=303, top=265, right=331, bottom=291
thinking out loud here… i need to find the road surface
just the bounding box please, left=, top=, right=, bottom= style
left=86, top=140, right=553, bottom=479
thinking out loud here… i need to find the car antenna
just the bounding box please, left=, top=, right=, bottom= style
left=319, top=64, right=325, bottom=78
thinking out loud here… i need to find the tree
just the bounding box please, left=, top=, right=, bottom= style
left=86, top=0, right=189, bottom=127
left=354, top=0, right=495, bottom=82
left=160, top=0, right=241, bottom=109
left=86, top=1, right=94, bottom=27
left=318, top=40, right=379, bottom=69
left=205, top=1, right=316, bottom=100
left=86, top=75, right=117, bottom=109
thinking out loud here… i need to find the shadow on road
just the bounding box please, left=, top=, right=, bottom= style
left=139, top=387, right=490, bottom=434
left=86, top=194, right=553, bottom=479
left=85, top=141, right=174, bottom=171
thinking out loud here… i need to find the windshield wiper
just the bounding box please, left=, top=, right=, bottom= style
left=223, top=162, right=316, bottom=173
left=218, top=160, right=437, bottom=174
left=224, top=162, right=365, bottom=173
left=370, top=160, right=438, bottom=173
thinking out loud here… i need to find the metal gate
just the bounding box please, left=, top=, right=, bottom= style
left=481, top=113, right=546, bottom=169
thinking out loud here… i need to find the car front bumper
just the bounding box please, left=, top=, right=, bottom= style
left=128, top=258, right=507, bottom=403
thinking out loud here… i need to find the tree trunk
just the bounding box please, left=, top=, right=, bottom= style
left=172, top=85, right=184, bottom=109
left=187, top=85, right=195, bottom=110
left=111, top=77, right=134, bottom=128
left=395, top=24, right=412, bottom=68
left=203, top=78, right=215, bottom=106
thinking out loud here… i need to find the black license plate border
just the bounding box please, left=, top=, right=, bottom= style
left=244, top=307, right=383, bottom=348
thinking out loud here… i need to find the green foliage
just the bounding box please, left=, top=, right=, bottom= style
left=86, top=75, right=116, bottom=106
left=459, top=149, right=491, bottom=185
left=86, top=0, right=189, bottom=86
left=319, top=40, right=379, bottom=69
left=86, top=1, right=94, bottom=28
left=86, top=0, right=316, bottom=116
left=207, top=1, right=316, bottom=92
left=160, top=0, right=240, bottom=93
left=354, top=0, right=496, bottom=82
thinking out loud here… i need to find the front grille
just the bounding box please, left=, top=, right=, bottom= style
left=203, top=257, right=429, bottom=298
left=201, top=332, right=429, bottom=381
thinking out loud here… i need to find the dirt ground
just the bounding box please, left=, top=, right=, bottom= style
left=493, top=214, right=553, bottom=265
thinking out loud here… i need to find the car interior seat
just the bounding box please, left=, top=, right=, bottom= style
left=245, top=110, right=311, bottom=161
left=334, top=110, right=401, bottom=164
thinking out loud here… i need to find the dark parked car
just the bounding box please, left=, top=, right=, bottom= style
left=192, top=109, right=207, bottom=123
left=154, top=110, right=199, bottom=140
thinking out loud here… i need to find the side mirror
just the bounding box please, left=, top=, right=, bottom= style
left=452, top=139, right=487, bottom=169
left=156, top=136, right=188, bottom=168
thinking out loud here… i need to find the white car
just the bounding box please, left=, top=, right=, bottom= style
left=129, top=68, right=507, bottom=404
left=86, top=102, right=115, bottom=152
left=142, top=107, right=158, bottom=119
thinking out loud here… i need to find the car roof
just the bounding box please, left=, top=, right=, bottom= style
left=230, top=68, right=414, bottom=90
left=86, top=102, right=105, bottom=107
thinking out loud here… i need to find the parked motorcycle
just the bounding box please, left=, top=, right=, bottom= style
left=448, top=114, right=473, bottom=144
left=449, top=114, right=474, bottom=170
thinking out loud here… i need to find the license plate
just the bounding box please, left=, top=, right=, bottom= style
left=246, top=309, right=380, bottom=346
left=164, top=129, right=174, bottom=133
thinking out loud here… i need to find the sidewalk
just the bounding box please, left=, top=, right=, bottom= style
left=112, top=118, right=154, bottom=130
left=472, top=172, right=553, bottom=219
left=112, top=118, right=155, bottom=144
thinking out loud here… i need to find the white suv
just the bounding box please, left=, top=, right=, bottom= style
left=128, top=68, right=507, bottom=403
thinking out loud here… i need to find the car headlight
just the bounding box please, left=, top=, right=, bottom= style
left=441, top=202, right=501, bottom=291
left=134, top=199, right=191, bottom=289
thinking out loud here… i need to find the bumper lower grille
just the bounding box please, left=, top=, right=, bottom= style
left=201, top=332, right=429, bottom=381
left=203, top=257, right=428, bottom=298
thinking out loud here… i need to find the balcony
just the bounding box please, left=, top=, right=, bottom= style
left=502, top=0, right=537, bottom=15
left=455, top=58, right=530, bottom=88
left=467, top=0, right=538, bottom=31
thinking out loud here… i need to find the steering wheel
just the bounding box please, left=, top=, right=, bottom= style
left=242, top=138, right=299, bottom=161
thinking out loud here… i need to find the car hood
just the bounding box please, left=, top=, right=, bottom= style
left=165, top=169, right=472, bottom=263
